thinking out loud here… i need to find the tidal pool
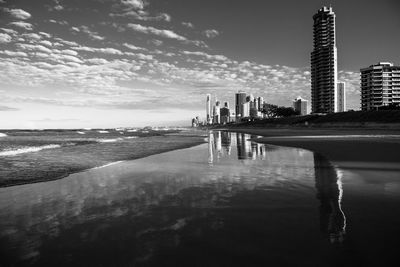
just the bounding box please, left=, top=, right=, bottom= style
left=0, top=131, right=399, bottom=266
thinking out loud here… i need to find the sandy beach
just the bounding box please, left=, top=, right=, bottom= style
left=218, top=127, right=400, bottom=170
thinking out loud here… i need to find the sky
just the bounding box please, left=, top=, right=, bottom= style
left=0, top=0, right=399, bottom=129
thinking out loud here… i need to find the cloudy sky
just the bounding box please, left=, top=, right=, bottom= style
left=1, top=0, right=399, bottom=128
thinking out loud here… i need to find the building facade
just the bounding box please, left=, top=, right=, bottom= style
left=293, top=96, right=308, bottom=115
left=311, top=6, right=338, bottom=113
left=361, top=62, right=400, bottom=110
left=337, top=82, right=346, bottom=112
left=235, top=91, right=247, bottom=119
left=206, top=94, right=211, bottom=124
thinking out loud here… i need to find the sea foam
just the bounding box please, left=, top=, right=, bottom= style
left=0, top=144, right=61, bottom=157
left=0, top=133, right=7, bottom=137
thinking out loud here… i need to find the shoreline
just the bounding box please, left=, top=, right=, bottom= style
left=217, top=127, right=400, bottom=169
left=0, top=133, right=207, bottom=188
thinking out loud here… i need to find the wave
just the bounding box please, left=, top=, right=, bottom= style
left=97, top=138, right=124, bottom=143
left=125, top=136, right=138, bottom=139
left=76, top=131, right=85, bottom=135
left=0, top=144, right=61, bottom=157
left=97, top=130, right=109, bottom=134
left=0, top=133, right=7, bottom=137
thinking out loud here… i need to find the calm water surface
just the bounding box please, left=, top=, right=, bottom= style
left=0, top=131, right=399, bottom=266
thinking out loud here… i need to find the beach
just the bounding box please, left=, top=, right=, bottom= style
left=218, top=127, right=400, bottom=169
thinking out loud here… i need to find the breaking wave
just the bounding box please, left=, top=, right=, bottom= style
left=0, top=144, right=61, bottom=157
left=0, top=133, right=7, bottom=137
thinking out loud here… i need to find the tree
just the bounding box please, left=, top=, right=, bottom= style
left=276, top=106, right=300, bottom=117
left=261, top=103, right=278, bottom=118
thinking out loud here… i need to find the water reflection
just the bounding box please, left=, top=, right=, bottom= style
left=0, top=131, right=374, bottom=266
left=314, top=153, right=346, bottom=244
left=208, top=131, right=267, bottom=162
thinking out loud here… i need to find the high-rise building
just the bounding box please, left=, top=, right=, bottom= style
left=311, top=6, right=338, bottom=113
left=293, top=96, right=308, bottom=115
left=257, top=97, right=264, bottom=111
left=361, top=62, right=400, bottom=110
left=213, top=100, right=221, bottom=124
left=235, top=91, right=247, bottom=119
left=206, top=94, right=211, bottom=124
left=337, top=82, right=346, bottom=112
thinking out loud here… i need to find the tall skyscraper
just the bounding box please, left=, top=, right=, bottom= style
left=293, top=96, right=308, bottom=115
left=206, top=94, right=211, bottom=124
left=235, top=91, right=247, bottom=119
left=337, top=82, right=346, bottom=112
left=361, top=62, right=400, bottom=110
left=311, top=6, right=338, bottom=113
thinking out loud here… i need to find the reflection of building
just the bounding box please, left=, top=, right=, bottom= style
left=208, top=131, right=268, bottom=162
left=361, top=62, right=400, bottom=111
left=293, top=96, right=308, bottom=115
left=221, top=131, right=231, bottom=155
left=311, top=6, right=338, bottom=113
left=337, top=82, right=346, bottom=112
left=313, top=153, right=346, bottom=244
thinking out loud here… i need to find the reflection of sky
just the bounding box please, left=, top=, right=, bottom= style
left=1, top=131, right=400, bottom=265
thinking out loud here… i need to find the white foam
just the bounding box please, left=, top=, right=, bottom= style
left=0, top=144, right=61, bottom=157
left=97, top=130, right=109, bottom=134
left=92, top=161, right=123, bottom=170
left=127, top=129, right=137, bottom=132
left=0, top=133, right=7, bottom=137
left=98, top=138, right=123, bottom=143
left=125, top=136, right=138, bottom=139
left=76, top=131, right=85, bottom=135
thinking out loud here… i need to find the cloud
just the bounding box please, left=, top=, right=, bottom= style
left=111, top=10, right=171, bottom=22
left=121, top=0, right=145, bottom=10
left=71, top=25, right=105, bottom=41
left=73, top=46, right=124, bottom=55
left=123, top=43, right=146, bottom=50
left=48, top=19, right=68, bottom=25
left=21, top=33, right=42, bottom=40
left=3, top=8, right=31, bottom=20
left=182, top=22, right=194, bottom=28
left=127, top=23, right=187, bottom=41
left=0, top=50, right=28, bottom=57
left=9, top=21, right=33, bottom=30
left=203, top=29, right=219, bottom=38
left=0, top=105, right=19, bottom=111
left=182, top=50, right=228, bottom=61
left=16, top=43, right=52, bottom=53
left=0, top=33, right=12, bottom=43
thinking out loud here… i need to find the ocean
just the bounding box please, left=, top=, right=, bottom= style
left=0, top=128, right=205, bottom=187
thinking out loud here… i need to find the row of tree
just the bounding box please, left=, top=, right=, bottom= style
left=261, top=104, right=300, bottom=118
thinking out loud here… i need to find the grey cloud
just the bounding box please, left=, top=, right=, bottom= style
left=203, top=29, right=219, bottom=38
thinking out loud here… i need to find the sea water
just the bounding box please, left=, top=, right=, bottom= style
left=0, top=131, right=399, bottom=266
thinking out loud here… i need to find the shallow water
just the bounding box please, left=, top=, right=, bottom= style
left=0, top=131, right=399, bottom=266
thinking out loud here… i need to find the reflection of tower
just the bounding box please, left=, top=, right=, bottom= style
left=206, top=94, right=211, bottom=124
left=220, top=131, right=231, bottom=155
left=313, top=153, right=346, bottom=244
left=215, top=131, right=222, bottom=158
left=208, top=132, right=214, bottom=164
left=236, top=133, right=253, bottom=160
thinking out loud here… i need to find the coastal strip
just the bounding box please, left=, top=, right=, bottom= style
left=219, top=127, right=400, bottom=170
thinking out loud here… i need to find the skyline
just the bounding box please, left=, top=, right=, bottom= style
left=1, top=0, right=399, bottom=128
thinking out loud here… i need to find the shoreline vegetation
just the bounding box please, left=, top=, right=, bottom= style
left=0, top=130, right=207, bottom=188
left=212, top=110, right=400, bottom=169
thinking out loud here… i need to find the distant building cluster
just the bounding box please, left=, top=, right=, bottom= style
left=192, top=6, right=399, bottom=125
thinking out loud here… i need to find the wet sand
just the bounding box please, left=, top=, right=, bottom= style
left=219, top=127, right=400, bottom=169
